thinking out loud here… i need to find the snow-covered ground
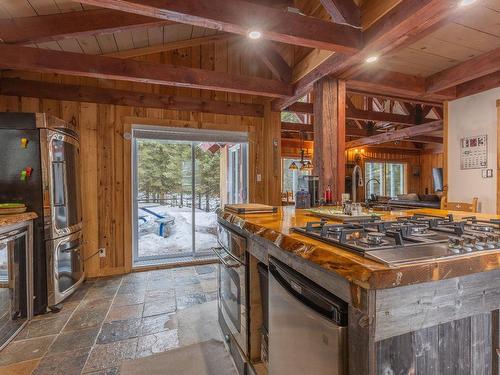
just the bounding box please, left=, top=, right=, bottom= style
left=137, top=205, right=218, bottom=258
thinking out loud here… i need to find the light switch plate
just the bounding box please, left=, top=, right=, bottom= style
left=257, top=174, right=262, bottom=182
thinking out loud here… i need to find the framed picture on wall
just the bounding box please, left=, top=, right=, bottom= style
left=460, top=134, right=487, bottom=170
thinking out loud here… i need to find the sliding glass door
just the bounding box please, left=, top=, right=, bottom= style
left=132, top=127, right=248, bottom=266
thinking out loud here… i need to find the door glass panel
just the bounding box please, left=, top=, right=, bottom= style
left=194, top=142, right=221, bottom=254
left=136, top=139, right=193, bottom=260
left=133, top=133, right=248, bottom=266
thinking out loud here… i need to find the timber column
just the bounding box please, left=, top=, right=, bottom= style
left=313, top=77, right=346, bottom=201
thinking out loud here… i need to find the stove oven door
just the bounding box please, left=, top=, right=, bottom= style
left=41, top=129, right=82, bottom=239
left=214, top=246, right=247, bottom=355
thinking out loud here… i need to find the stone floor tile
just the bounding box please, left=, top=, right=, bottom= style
left=176, top=292, right=207, bottom=310
left=143, top=300, right=176, bottom=317
left=83, top=367, right=120, bottom=375
left=205, top=291, right=218, bottom=302
left=0, top=335, right=56, bottom=366
left=33, top=347, right=90, bottom=375
left=105, top=304, right=144, bottom=322
left=144, top=289, right=175, bottom=303
left=97, top=318, right=142, bottom=344
left=83, top=338, right=138, bottom=373
left=15, top=313, right=70, bottom=340
left=113, top=293, right=145, bottom=307
left=135, top=329, right=180, bottom=358
left=200, top=278, right=218, bottom=293
left=63, top=306, right=109, bottom=331
left=64, top=282, right=93, bottom=303
left=0, top=359, right=40, bottom=375
left=195, top=265, right=216, bottom=275
left=140, top=313, right=177, bottom=336
left=48, top=326, right=100, bottom=354
left=173, top=275, right=202, bottom=286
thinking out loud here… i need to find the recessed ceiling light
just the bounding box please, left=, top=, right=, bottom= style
left=248, top=30, right=262, bottom=40
left=365, top=55, right=379, bottom=63
left=459, top=0, right=477, bottom=6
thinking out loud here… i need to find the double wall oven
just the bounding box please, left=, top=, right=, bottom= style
left=0, top=113, right=84, bottom=313
left=214, top=220, right=248, bottom=375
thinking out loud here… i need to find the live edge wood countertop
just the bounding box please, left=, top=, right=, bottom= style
left=0, top=212, right=37, bottom=227
left=218, top=206, right=500, bottom=290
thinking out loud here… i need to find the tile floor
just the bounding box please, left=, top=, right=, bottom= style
left=0, top=264, right=221, bottom=375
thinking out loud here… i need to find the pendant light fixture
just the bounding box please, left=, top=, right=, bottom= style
left=288, top=131, right=313, bottom=171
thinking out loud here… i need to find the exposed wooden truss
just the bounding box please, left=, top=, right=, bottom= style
left=77, top=0, right=363, bottom=53
left=0, top=8, right=170, bottom=44
left=273, top=0, right=460, bottom=109
left=318, top=0, right=360, bottom=27
left=250, top=41, right=292, bottom=82
left=0, top=78, right=264, bottom=117
left=0, top=45, right=292, bottom=98
left=426, top=47, right=500, bottom=94
left=345, top=120, right=443, bottom=148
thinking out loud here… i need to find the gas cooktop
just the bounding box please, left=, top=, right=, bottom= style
left=292, top=214, right=500, bottom=266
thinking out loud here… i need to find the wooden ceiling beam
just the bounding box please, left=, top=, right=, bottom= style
left=273, top=0, right=458, bottom=109
left=318, top=0, right=361, bottom=27
left=284, top=102, right=314, bottom=114
left=345, top=120, right=443, bottom=148
left=0, top=8, right=170, bottom=45
left=409, top=135, right=443, bottom=144
left=105, top=34, right=238, bottom=59
left=347, top=69, right=456, bottom=101
left=0, top=45, right=292, bottom=98
left=426, top=47, right=500, bottom=93
left=78, top=0, right=363, bottom=53
left=0, top=78, right=264, bottom=117
left=251, top=41, right=292, bottom=82
left=456, top=71, right=500, bottom=99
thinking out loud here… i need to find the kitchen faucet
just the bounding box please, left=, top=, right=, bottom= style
left=365, top=178, right=381, bottom=202
left=351, top=165, right=364, bottom=203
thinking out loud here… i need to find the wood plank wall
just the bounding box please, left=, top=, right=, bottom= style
left=0, top=40, right=281, bottom=277
left=346, top=148, right=444, bottom=201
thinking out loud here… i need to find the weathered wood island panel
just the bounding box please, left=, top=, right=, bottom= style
left=218, top=207, right=500, bottom=375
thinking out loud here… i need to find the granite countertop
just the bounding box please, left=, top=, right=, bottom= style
left=0, top=212, right=38, bottom=227
left=218, top=206, right=500, bottom=290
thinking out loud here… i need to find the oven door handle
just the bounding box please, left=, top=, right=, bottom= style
left=60, top=244, right=81, bottom=253
left=212, top=247, right=242, bottom=268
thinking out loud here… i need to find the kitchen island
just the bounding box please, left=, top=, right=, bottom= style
left=218, top=207, right=500, bottom=375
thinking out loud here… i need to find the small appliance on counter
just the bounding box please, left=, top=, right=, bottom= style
left=295, top=189, right=311, bottom=209
left=0, top=113, right=84, bottom=314
left=303, top=175, right=320, bottom=207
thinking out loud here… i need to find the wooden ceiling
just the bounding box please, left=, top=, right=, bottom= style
left=2, top=0, right=498, bottom=79
left=0, top=0, right=498, bottom=151
left=384, top=1, right=500, bottom=77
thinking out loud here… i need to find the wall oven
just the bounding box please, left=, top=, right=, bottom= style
left=0, top=113, right=84, bottom=313
left=214, top=221, right=248, bottom=374
left=46, top=231, right=84, bottom=307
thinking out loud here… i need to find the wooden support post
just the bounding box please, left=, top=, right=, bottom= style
left=263, top=100, right=282, bottom=206
left=313, top=77, right=346, bottom=201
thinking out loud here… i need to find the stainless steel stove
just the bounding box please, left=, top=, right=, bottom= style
left=293, top=214, right=500, bottom=266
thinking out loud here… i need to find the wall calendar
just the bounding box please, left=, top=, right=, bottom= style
left=460, top=135, right=487, bottom=170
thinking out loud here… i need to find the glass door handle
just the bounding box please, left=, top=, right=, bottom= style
left=212, top=247, right=241, bottom=268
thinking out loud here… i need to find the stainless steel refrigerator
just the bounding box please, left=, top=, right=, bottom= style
left=0, top=112, right=84, bottom=314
